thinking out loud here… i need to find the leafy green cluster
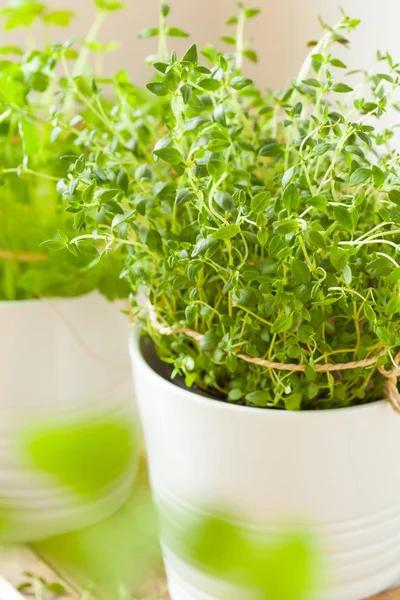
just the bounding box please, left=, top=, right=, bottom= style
left=50, top=5, right=400, bottom=409
left=0, top=0, right=127, bottom=300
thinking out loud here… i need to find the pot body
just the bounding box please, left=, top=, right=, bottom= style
left=130, top=332, right=400, bottom=600
left=0, top=293, right=137, bottom=541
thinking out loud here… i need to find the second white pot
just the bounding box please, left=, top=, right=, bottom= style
left=0, top=293, right=137, bottom=542
left=130, top=332, right=400, bottom=600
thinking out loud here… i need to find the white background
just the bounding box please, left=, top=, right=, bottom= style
left=4, top=0, right=400, bottom=90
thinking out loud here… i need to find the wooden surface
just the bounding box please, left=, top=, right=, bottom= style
left=370, top=592, right=400, bottom=600
left=0, top=547, right=79, bottom=599
left=1, top=546, right=400, bottom=599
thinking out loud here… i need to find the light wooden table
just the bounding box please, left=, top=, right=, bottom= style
left=0, top=546, right=399, bottom=600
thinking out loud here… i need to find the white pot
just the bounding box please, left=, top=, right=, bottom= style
left=0, top=292, right=132, bottom=409
left=130, top=332, right=400, bottom=600
left=0, top=292, right=137, bottom=542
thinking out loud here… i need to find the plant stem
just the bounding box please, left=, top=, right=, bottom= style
left=1, top=168, right=59, bottom=182
left=235, top=9, right=245, bottom=71
left=158, top=0, right=169, bottom=62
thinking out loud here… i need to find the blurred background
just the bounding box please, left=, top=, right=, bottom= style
left=5, top=0, right=400, bottom=90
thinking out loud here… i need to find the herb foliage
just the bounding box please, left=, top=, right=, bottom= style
left=40, top=4, right=400, bottom=409
left=0, top=0, right=127, bottom=300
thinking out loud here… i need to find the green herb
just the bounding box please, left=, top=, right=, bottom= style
left=0, top=0, right=127, bottom=300
left=34, top=5, right=400, bottom=409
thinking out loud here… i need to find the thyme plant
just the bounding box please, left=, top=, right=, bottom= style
left=44, top=6, right=400, bottom=408
left=0, top=0, right=127, bottom=300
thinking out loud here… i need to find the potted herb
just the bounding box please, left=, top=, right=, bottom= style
left=54, top=3, right=400, bottom=598
left=0, top=0, right=136, bottom=542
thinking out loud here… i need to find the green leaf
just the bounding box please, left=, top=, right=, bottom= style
left=146, top=81, right=169, bottom=96
left=214, top=191, right=234, bottom=213
left=333, top=205, right=353, bottom=229
left=112, top=210, right=134, bottom=228
left=153, top=61, right=168, bottom=73
left=153, top=146, right=183, bottom=165
left=199, top=331, right=219, bottom=351
left=220, top=36, right=236, bottom=46
left=357, top=131, right=372, bottom=147
left=26, top=415, right=135, bottom=497
left=306, top=229, right=326, bottom=249
left=308, top=195, right=327, bottom=210
left=228, top=388, right=243, bottom=401
left=181, top=83, right=192, bottom=104
left=231, top=76, right=252, bottom=90
left=372, top=165, right=385, bottom=188
left=343, top=264, right=352, bottom=285
left=271, top=313, right=294, bottom=334
left=139, top=27, right=159, bottom=39
left=176, top=188, right=196, bottom=205
left=307, top=383, right=319, bottom=400
left=273, top=219, right=300, bottom=235
left=349, top=168, right=371, bottom=186
left=332, top=82, right=353, bottom=93
left=259, top=140, right=283, bottom=157
left=19, top=118, right=40, bottom=157
left=184, top=116, right=209, bottom=131
left=146, top=229, right=163, bottom=253
left=243, top=8, right=261, bottom=18
left=386, top=267, right=400, bottom=283
left=257, top=229, right=269, bottom=247
left=207, top=138, right=231, bottom=152
left=80, top=181, right=95, bottom=207
left=282, top=166, right=295, bottom=187
left=45, top=583, right=67, bottom=596
left=185, top=304, right=196, bottom=324
left=292, top=258, right=310, bottom=284
left=160, top=3, right=170, bottom=17
left=232, top=287, right=258, bottom=309
left=302, top=78, right=321, bottom=88
left=312, top=143, right=331, bottom=156
left=212, top=224, right=240, bottom=240
left=103, top=200, right=124, bottom=215
left=375, top=326, right=391, bottom=346
left=284, top=393, right=302, bottom=410
left=43, top=10, right=75, bottom=26
left=364, top=304, right=376, bottom=322
left=282, top=183, right=300, bottom=212
left=2, top=5, right=43, bottom=30
left=386, top=297, right=400, bottom=315
left=329, top=58, right=347, bottom=68
left=245, top=390, right=271, bottom=407
left=198, top=78, right=220, bottom=91
left=250, top=191, right=270, bottom=214
left=183, top=44, right=198, bottom=64
left=94, top=0, right=125, bottom=11
left=117, top=169, right=129, bottom=193
left=243, top=49, right=258, bottom=63
left=366, top=257, right=393, bottom=277
left=330, top=248, right=349, bottom=271
left=389, top=190, right=400, bottom=206
left=226, top=353, right=238, bottom=373
left=167, top=27, right=189, bottom=38
left=40, top=239, right=66, bottom=251
left=192, top=237, right=218, bottom=257
left=0, top=45, right=23, bottom=56
left=97, top=188, right=119, bottom=203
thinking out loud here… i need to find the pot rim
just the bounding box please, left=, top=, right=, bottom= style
left=129, top=329, right=387, bottom=418
left=0, top=290, right=101, bottom=307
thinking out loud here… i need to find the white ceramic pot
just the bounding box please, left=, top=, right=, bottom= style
left=130, top=332, right=400, bottom=600
left=0, top=292, right=137, bottom=542
left=0, top=292, right=132, bottom=409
